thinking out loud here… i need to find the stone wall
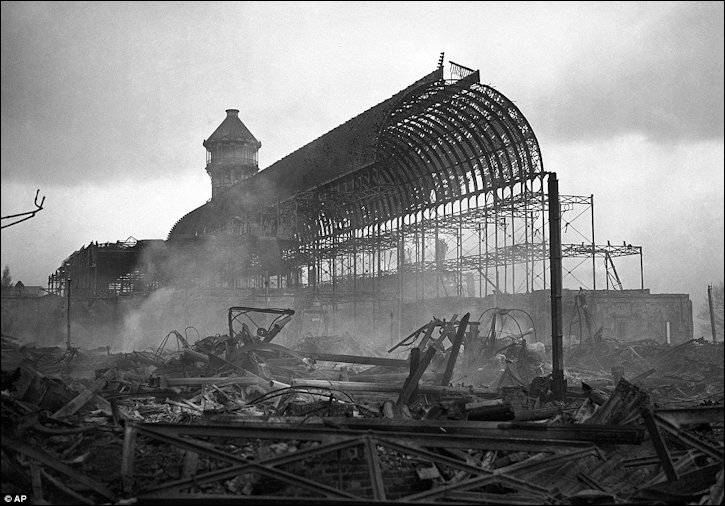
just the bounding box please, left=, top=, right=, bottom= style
left=1, top=287, right=692, bottom=351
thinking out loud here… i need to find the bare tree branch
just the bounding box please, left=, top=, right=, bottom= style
left=1, top=189, right=46, bottom=229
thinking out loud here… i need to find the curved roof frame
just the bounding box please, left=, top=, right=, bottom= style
left=295, top=75, right=543, bottom=244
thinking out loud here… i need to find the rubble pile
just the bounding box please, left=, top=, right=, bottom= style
left=1, top=310, right=723, bottom=504
left=566, top=337, right=724, bottom=405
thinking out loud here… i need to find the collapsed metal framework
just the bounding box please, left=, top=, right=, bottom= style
left=124, top=420, right=607, bottom=503
left=47, top=237, right=164, bottom=297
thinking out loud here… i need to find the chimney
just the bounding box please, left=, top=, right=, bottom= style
left=226, top=109, right=239, bottom=117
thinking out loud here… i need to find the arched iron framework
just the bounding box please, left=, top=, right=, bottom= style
left=293, top=73, right=543, bottom=247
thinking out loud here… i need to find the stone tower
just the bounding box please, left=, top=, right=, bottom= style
left=203, top=109, right=261, bottom=198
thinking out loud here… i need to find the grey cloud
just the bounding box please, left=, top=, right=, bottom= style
left=530, top=2, right=724, bottom=144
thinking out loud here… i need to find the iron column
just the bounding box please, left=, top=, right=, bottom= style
left=548, top=173, right=566, bottom=399
left=66, top=277, right=71, bottom=351
left=708, top=284, right=717, bottom=343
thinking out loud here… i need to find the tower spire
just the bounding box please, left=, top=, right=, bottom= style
left=203, top=109, right=261, bottom=197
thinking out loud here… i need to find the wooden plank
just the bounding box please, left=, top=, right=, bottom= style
left=160, top=376, right=260, bottom=387
left=577, top=471, right=610, bottom=492
left=654, top=406, right=724, bottom=427
left=653, top=412, right=725, bottom=461
left=1, top=438, right=115, bottom=501
left=349, top=371, right=436, bottom=382
left=291, top=376, right=496, bottom=397
left=408, top=347, right=420, bottom=400
left=397, top=346, right=437, bottom=406
left=641, top=407, right=679, bottom=481
left=586, top=377, right=650, bottom=425
left=467, top=404, right=515, bottom=421
left=300, top=352, right=407, bottom=368
left=513, top=406, right=562, bottom=421
left=417, top=321, right=438, bottom=351
left=197, top=349, right=290, bottom=392
left=441, top=313, right=470, bottom=386
left=629, top=368, right=657, bottom=385
left=52, top=369, right=115, bottom=418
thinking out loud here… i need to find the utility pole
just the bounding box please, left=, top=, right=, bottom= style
left=708, top=284, right=717, bottom=343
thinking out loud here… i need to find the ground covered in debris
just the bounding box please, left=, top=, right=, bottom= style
left=1, top=314, right=723, bottom=505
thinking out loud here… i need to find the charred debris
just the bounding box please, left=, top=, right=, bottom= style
left=1, top=306, right=723, bottom=505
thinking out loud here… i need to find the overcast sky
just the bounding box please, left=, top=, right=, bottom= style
left=1, top=1, right=723, bottom=311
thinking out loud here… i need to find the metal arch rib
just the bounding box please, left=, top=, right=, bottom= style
left=300, top=74, right=544, bottom=243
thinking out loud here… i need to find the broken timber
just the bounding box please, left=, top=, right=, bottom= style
left=440, top=312, right=470, bottom=386
left=397, top=346, right=437, bottom=406
left=51, top=368, right=115, bottom=419
left=290, top=378, right=496, bottom=397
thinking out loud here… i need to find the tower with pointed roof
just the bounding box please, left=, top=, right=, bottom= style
left=203, top=109, right=261, bottom=198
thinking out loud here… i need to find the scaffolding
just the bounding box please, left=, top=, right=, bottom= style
left=262, top=180, right=643, bottom=302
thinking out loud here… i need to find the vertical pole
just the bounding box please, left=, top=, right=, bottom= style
left=390, top=312, right=394, bottom=347
left=524, top=182, right=530, bottom=293
left=435, top=210, right=439, bottom=299
left=493, top=194, right=499, bottom=308
left=511, top=186, right=515, bottom=294
left=541, top=176, right=547, bottom=290
left=639, top=247, right=644, bottom=290
left=376, top=223, right=381, bottom=341
left=414, top=224, right=418, bottom=301
left=485, top=194, right=489, bottom=298
left=478, top=222, right=482, bottom=298
left=419, top=220, right=423, bottom=301
left=458, top=210, right=463, bottom=297
left=665, top=321, right=671, bottom=345
left=398, top=215, right=403, bottom=342
left=708, top=284, right=717, bottom=343
left=66, top=277, right=72, bottom=351
left=590, top=194, right=596, bottom=290
left=332, top=234, right=336, bottom=297
left=548, top=173, right=566, bottom=399
left=503, top=215, right=507, bottom=294
left=353, top=229, right=357, bottom=334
